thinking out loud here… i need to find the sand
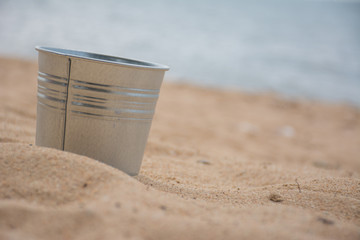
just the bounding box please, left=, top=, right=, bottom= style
left=0, top=57, right=359, bottom=240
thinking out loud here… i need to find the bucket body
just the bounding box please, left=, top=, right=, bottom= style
left=35, top=47, right=169, bottom=175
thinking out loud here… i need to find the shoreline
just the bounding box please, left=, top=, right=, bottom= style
left=168, top=78, right=360, bottom=109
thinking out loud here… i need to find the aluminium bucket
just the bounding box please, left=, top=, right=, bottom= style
left=35, top=46, right=169, bottom=175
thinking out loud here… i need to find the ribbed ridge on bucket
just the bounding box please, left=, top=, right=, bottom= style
left=37, top=71, right=68, bottom=111
left=68, top=78, right=159, bottom=121
left=37, top=71, right=160, bottom=121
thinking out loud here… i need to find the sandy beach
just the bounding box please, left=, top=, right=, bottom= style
left=0, top=57, right=359, bottom=239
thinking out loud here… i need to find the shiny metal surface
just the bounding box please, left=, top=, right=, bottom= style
left=35, top=47, right=169, bottom=175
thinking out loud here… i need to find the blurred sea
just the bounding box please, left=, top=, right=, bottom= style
left=0, top=0, right=359, bottom=105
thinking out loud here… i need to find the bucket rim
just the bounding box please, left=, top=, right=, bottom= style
left=35, top=46, right=170, bottom=71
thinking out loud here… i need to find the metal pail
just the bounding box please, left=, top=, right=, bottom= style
left=35, top=46, right=169, bottom=175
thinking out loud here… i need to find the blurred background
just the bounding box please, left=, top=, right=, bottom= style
left=0, top=0, right=359, bottom=105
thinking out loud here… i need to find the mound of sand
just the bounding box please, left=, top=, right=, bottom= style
left=0, top=58, right=359, bottom=239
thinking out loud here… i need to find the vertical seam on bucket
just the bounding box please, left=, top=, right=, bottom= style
left=62, top=58, right=72, bottom=150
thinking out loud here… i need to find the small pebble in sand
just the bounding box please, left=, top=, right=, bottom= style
left=313, top=160, right=339, bottom=170
left=8, top=224, right=16, bottom=229
left=278, top=125, right=296, bottom=138
left=237, top=121, right=259, bottom=135
left=160, top=205, right=167, bottom=211
left=197, top=159, right=211, bottom=165
left=269, top=193, right=283, bottom=202
left=317, top=217, right=334, bottom=225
